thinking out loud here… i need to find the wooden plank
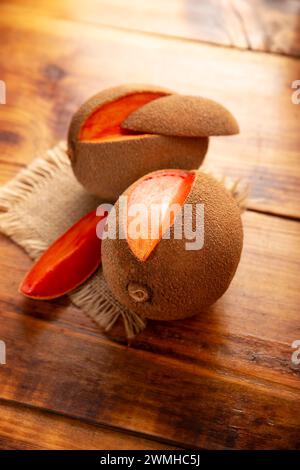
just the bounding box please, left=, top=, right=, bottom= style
left=5, top=0, right=300, bottom=57
left=0, top=4, right=299, bottom=218
left=0, top=211, right=299, bottom=449
left=0, top=400, right=175, bottom=450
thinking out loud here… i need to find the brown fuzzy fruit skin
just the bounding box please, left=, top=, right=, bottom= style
left=68, top=84, right=210, bottom=201
left=122, top=94, right=239, bottom=137
left=71, top=136, right=208, bottom=202
left=102, top=171, right=243, bottom=321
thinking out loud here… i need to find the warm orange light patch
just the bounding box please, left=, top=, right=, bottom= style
left=79, top=92, right=166, bottom=141
left=126, top=170, right=195, bottom=261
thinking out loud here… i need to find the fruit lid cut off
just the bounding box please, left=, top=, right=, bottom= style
left=122, top=94, right=239, bottom=137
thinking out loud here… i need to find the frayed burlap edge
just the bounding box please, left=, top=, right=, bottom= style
left=0, top=142, right=69, bottom=258
left=0, top=142, right=146, bottom=339
left=202, top=168, right=250, bottom=212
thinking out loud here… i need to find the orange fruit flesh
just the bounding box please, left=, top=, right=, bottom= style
left=79, top=92, right=166, bottom=142
left=20, top=210, right=107, bottom=299
left=126, top=170, right=195, bottom=261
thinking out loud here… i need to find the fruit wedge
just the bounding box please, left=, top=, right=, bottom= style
left=20, top=210, right=107, bottom=300
left=126, top=170, right=195, bottom=261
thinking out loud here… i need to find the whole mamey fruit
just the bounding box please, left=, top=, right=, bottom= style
left=102, top=170, right=243, bottom=321
left=68, top=84, right=238, bottom=202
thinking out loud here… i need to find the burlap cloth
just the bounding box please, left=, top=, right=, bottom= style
left=0, top=142, right=146, bottom=339
left=0, top=142, right=247, bottom=339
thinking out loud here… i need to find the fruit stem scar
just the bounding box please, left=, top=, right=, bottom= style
left=127, top=282, right=151, bottom=303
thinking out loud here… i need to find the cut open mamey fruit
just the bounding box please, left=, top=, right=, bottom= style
left=20, top=210, right=107, bottom=300
left=126, top=170, right=195, bottom=261
left=68, top=84, right=214, bottom=201
left=79, top=92, right=166, bottom=142
left=102, top=170, right=243, bottom=321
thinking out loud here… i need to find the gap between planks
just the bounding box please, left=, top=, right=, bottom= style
left=1, top=3, right=299, bottom=219
left=1, top=293, right=299, bottom=401
left=3, top=1, right=300, bottom=60
left=0, top=397, right=183, bottom=450
left=1, top=159, right=300, bottom=224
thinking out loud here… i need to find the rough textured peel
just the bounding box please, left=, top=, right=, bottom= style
left=72, top=135, right=208, bottom=202
left=122, top=94, right=239, bottom=137
left=67, top=84, right=212, bottom=201
left=102, top=171, right=243, bottom=321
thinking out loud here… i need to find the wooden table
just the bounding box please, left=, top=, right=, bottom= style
left=0, top=0, right=300, bottom=450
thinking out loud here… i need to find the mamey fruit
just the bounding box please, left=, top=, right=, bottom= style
left=20, top=210, right=107, bottom=300
left=68, top=84, right=238, bottom=202
left=102, top=170, right=243, bottom=321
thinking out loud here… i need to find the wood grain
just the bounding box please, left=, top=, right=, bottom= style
left=0, top=211, right=299, bottom=449
left=0, top=400, right=176, bottom=450
left=5, top=0, right=300, bottom=57
left=0, top=0, right=299, bottom=450
left=0, top=4, right=299, bottom=218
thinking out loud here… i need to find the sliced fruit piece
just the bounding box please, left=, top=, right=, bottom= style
left=122, top=94, right=239, bottom=137
left=126, top=170, right=195, bottom=261
left=79, top=91, right=167, bottom=142
left=20, top=210, right=107, bottom=300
